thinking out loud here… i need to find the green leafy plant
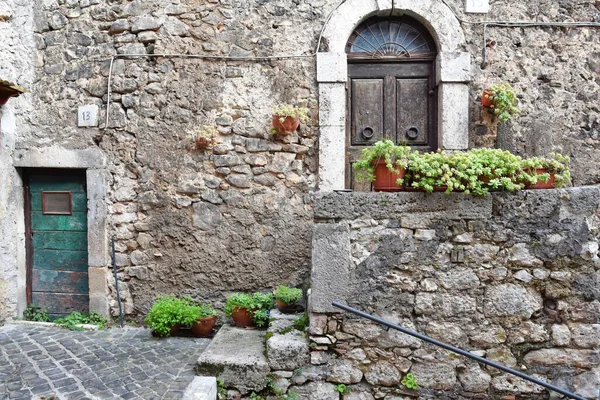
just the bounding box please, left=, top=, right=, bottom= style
left=216, top=377, right=227, bottom=400
left=197, top=303, right=218, bottom=319
left=352, top=139, right=411, bottom=185
left=188, top=124, right=218, bottom=149
left=144, top=295, right=202, bottom=337
left=293, top=312, right=309, bottom=331
left=272, top=103, right=310, bottom=124
left=224, top=292, right=274, bottom=327
left=23, top=304, right=50, bottom=322
left=274, top=285, right=303, bottom=304
left=401, top=373, right=419, bottom=390
left=483, top=82, right=521, bottom=122
left=54, top=311, right=108, bottom=331
left=333, top=383, right=351, bottom=395
left=265, top=375, right=298, bottom=400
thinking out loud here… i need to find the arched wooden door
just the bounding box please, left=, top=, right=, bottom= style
left=346, top=16, right=439, bottom=190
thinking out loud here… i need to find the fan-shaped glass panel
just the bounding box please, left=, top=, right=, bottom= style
left=347, top=17, right=436, bottom=59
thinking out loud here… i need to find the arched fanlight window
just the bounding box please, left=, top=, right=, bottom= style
left=346, top=16, right=436, bottom=59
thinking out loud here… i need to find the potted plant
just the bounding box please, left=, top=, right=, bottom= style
left=405, top=150, right=454, bottom=193
left=481, top=82, right=521, bottom=121
left=352, top=140, right=411, bottom=192
left=224, top=292, right=274, bottom=328
left=271, top=103, right=310, bottom=135
left=189, top=125, right=218, bottom=149
left=519, top=153, right=571, bottom=189
left=190, top=303, right=218, bottom=337
left=145, top=295, right=197, bottom=337
left=274, top=285, right=303, bottom=313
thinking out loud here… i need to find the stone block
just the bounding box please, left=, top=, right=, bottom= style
left=318, top=83, right=345, bottom=126
left=88, top=267, right=109, bottom=316
left=523, top=349, right=600, bottom=368
left=484, top=284, right=542, bottom=319
left=13, top=147, right=106, bottom=168
left=326, top=359, right=363, bottom=384
left=197, top=325, right=270, bottom=394
left=267, top=331, right=310, bottom=370
left=290, top=381, right=338, bottom=400
left=183, top=377, right=217, bottom=400
left=436, top=52, right=471, bottom=83
left=438, top=83, right=469, bottom=150
left=317, top=125, right=346, bottom=191
left=310, top=223, right=351, bottom=313
left=411, top=362, right=456, bottom=390
left=86, top=169, right=108, bottom=267
left=316, top=52, right=347, bottom=83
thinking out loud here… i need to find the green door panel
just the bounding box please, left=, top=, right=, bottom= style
left=33, top=250, right=88, bottom=272
left=31, top=212, right=87, bottom=231
left=29, top=173, right=89, bottom=317
left=32, top=270, right=89, bottom=294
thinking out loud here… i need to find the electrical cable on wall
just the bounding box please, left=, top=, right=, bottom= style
left=102, top=0, right=599, bottom=128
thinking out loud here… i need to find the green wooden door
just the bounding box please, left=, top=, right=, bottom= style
left=27, top=173, right=89, bottom=318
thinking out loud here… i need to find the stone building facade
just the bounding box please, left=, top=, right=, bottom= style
left=0, top=0, right=599, bottom=397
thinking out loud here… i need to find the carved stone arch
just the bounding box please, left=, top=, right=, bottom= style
left=317, top=0, right=471, bottom=191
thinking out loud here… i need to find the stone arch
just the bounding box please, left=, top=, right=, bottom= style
left=317, top=0, right=471, bottom=191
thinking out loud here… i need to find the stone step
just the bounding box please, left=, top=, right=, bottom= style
left=183, top=377, right=217, bottom=400
left=196, top=324, right=270, bottom=395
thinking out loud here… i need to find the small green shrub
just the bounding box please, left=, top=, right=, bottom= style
left=23, top=304, right=50, bottom=322
left=333, top=383, right=351, bottom=395
left=293, top=313, right=309, bottom=331
left=144, top=295, right=202, bottom=337
left=274, top=285, right=303, bottom=304
left=401, top=373, right=419, bottom=390
left=54, top=311, right=108, bottom=331
left=216, top=377, right=227, bottom=400
left=224, top=292, right=274, bottom=327
left=519, top=152, right=571, bottom=188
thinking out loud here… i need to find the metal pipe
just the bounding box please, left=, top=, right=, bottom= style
left=332, top=301, right=587, bottom=400
left=111, top=237, right=124, bottom=328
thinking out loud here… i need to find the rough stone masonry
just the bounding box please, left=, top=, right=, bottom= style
left=0, top=0, right=598, bottom=364
left=309, top=187, right=600, bottom=399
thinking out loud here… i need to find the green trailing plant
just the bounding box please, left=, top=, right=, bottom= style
left=224, top=292, right=274, bottom=327
left=483, top=82, right=521, bottom=122
left=401, top=373, right=419, bottom=390
left=272, top=103, right=310, bottom=124
left=23, top=304, right=50, bottom=322
left=519, top=152, right=571, bottom=188
left=54, top=311, right=108, bottom=331
left=144, top=295, right=203, bottom=337
left=333, top=383, right=351, bottom=395
left=188, top=124, right=218, bottom=149
left=274, top=285, right=303, bottom=304
left=352, top=139, right=411, bottom=185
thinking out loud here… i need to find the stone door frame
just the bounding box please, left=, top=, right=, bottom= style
left=13, top=147, right=110, bottom=316
left=316, top=0, right=472, bottom=191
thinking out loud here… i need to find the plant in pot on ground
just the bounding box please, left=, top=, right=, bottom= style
left=274, top=285, right=303, bottom=313
left=225, top=292, right=274, bottom=328
left=271, top=103, right=310, bottom=135
left=352, top=139, right=411, bottom=192
left=145, top=295, right=200, bottom=337
left=481, top=82, right=521, bottom=122
left=191, top=303, right=218, bottom=337
left=189, top=124, right=218, bottom=149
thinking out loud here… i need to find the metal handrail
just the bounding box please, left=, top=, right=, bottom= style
left=332, top=301, right=588, bottom=400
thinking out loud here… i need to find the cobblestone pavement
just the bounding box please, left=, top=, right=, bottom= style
left=0, top=324, right=210, bottom=400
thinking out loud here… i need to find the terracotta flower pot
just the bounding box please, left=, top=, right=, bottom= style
left=481, top=89, right=495, bottom=108
left=372, top=162, right=406, bottom=192
left=191, top=316, right=217, bottom=337
left=195, top=137, right=213, bottom=149
left=231, top=307, right=254, bottom=328
left=272, top=115, right=300, bottom=135
left=152, top=324, right=180, bottom=337
left=525, top=168, right=556, bottom=189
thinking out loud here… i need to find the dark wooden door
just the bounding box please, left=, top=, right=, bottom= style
left=26, top=172, right=89, bottom=318
left=346, top=61, right=437, bottom=189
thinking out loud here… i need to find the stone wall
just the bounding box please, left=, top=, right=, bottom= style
left=0, top=0, right=598, bottom=321
left=309, top=188, right=600, bottom=399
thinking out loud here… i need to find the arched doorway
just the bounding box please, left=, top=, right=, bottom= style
left=345, top=16, right=438, bottom=189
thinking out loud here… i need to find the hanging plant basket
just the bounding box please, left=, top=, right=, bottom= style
left=372, top=161, right=405, bottom=192
left=195, top=137, right=213, bottom=149
left=524, top=168, right=556, bottom=189
left=481, top=89, right=495, bottom=108
left=272, top=115, right=300, bottom=136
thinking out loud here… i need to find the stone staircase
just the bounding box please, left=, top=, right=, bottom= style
left=196, top=310, right=310, bottom=398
